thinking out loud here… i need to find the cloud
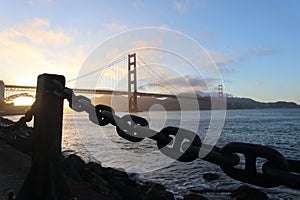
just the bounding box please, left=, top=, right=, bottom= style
left=173, top=1, right=187, bottom=13
left=207, top=50, right=236, bottom=67
left=105, top=48, right=123, bottom=61
left=203, top=46, right=278, bottom=73
left=132, top=39, right=164, bottom=51
left=133, top=44, right=277, bottom=94
left=244, top=46, right=277, bottom=57
left=102, top=22, right=128, bottom=32
left=172, top=0, right=206, bottom=14
left=0, top=18, right=85, bottom=85
left=138, top=74, right=216, bottom=94
left=1, top=18, right=72, bottom=46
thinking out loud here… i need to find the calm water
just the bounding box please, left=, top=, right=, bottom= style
left=8, top=108, right=300, bottom=199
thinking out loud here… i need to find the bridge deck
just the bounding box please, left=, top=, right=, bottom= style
left=4, top=85, right=201, bottom=99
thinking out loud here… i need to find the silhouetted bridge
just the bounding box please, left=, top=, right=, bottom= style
left=0, top=53, right=222, bottom=112
left=1, top=85, right=196, bottom=101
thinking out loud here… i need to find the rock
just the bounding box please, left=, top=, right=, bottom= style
left=85, top=162, right=104, bottom=174
left=63, top=154, right=85, bottom=181
left=81, top=161, right=144, bottom=200
left=109, top=176, right=143, bottom=200
left=146, top=183, right=174, bottom=200
left=83, top=162, right=107, bottom=182
left=184, top=193, right=208, bottom=200
left=203, top=173, right=220, bottom=181
left=231, top=185, right=268, bottom=200
left=0, top=117, right=34, bottom=155
left=70, top=183, right=110, bottom=200
left=83, top=169, right=109, bottom=186
left=87, top=183, right=121, bottom=200
left=0, top=117, right=178, bottom=200
left=62, top=155, right=175, bottom=200
left=111, top=168, right=128, bottom=178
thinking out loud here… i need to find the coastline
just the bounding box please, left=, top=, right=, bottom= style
left=0, top=116, right=271, bottom=200
left=0, top=116, right=176, bottom=200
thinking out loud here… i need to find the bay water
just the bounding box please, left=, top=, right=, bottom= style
left=8, top=108, right=300, bottom=199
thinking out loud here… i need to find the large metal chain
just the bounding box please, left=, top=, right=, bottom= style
left=62, top=86, right=300, bottom=190
left=2, top=80, right=299, bottom=190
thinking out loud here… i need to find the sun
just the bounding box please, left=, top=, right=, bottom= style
left=13, top=97, right=35, bottom=106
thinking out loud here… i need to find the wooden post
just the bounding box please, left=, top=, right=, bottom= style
left=16, top=74, right=70, bottom=200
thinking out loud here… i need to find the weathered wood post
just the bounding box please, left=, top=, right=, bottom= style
left=16, top=74, right=70, bottom=200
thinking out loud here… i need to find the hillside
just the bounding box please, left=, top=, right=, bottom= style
left=91, top=95, right=300, bottom=112
left=227, top=97, right=300, bottom=109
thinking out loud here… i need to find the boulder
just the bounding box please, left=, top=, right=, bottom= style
left=203, top=173, right=220, bottom=181
left=146, top=183, right=174, bottom=200
left=62, top=154, right=85, bottom=181
left=184, top=193, right=208, bottom=200
left=231, top=185, right=268, bottom=200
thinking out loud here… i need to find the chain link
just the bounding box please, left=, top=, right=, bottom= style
left=156, top=127, right=202, bottom=162
left=95, top=105, right=116, bottom=126
left=263, top=159, right=300, bottom=190
left=116, top=114, right=149, bottom=142
left=219, top=142, right=289, bottom=188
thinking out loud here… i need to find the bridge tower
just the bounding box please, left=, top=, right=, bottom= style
left=218, top=84, right=223, bottom=98
left=128, top=53, right=138, bottom=112
left=0, top=80, right=4, bottom=104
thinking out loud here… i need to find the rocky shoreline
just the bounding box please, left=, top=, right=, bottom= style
left=0, top=116, right=269, bottom=200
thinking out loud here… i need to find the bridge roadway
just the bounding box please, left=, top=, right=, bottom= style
left=4, top=85, right=199, bottom=100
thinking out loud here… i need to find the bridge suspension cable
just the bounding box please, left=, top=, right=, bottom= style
left=67, top=53, right=182, bottom=94
left=136, top=54, right=179, bottom=94
left=67, top=56, right=127, bottom=83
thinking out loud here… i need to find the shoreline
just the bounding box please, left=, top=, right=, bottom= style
left=0, top=116, right=176, bottom=200
left=1, top=106, right=299, bottom=117
left=0, top=116, right=270, bottom=200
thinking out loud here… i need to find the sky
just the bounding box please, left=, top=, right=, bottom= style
left=0, top=0, right=299, bottom=104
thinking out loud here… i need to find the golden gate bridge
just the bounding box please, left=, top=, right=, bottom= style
left=0, top=53, right=221, bottom=113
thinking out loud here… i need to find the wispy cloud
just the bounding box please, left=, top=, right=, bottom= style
left=207, top=50, right=236, bottom=67
left=172, top=0, right=206, bottom=14
left=173, top=1, right=188, bottom=14
left=134, top=45, right=277, bottom=94
left=1, top=18, right=72, bottom=46
left=204, top=46, right=278, bottom=73
left=102, top=22, right=129, bottom=32
left=139, top=74, right=216, bottom=94
left=0, top=18, right=85, bottom=85
left=243, top=46, right=277, bottom=57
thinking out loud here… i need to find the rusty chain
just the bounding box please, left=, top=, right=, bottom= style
left=1, top=80, right=299, bottom=190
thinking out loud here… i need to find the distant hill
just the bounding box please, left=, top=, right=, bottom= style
left=92, top=95, right=299, bottom=112
left=227, top=97, right=300, bottom=109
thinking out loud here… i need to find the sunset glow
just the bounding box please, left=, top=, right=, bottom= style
left=0, top=1, right=299, bottom=104
left=13, top=97, right=35, bottom=106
